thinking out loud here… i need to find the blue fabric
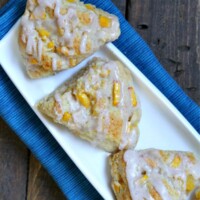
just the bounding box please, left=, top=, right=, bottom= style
left=0, top=0, right=199, bottom=199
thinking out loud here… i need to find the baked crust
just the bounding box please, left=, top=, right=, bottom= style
left=37, top=57, right=141, bottom=152
left=109, top=150, right=132, bottom=200
left=109, top=149, right=200, bottom=200
left=19, top=0, right=121, bottom=78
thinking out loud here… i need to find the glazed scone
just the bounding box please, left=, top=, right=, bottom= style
left=109, top=149, right=200, bottom=200
left=37, top=57, right=141, bottom=152
left=19, top=0, right=120, bottom=78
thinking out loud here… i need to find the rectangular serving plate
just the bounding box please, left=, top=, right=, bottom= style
left=0, top=20, right=200, bottom=200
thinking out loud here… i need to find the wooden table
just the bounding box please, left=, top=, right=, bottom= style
left=0, top=0, right=199, bottom=199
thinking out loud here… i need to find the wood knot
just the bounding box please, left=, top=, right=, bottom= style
left=186, top=87, right=197, bottom=91
left=137, top=24, right=149, bottom=30
left=178, top=45, right=190, bottom=52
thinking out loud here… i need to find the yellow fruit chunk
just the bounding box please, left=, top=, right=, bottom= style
left=187, top=153, right=196, bottom=164
left=163, top=179, right=179, bottom=197
left=113, top=82, right=121, bottom=106
left=195, top=188, right=200, bottom=199
left=85, top=4, right=94, bottom=10
left=170, top=155, right=181, bottom=168
left=79, top=12, right=91, bottom=25
left=126, top=122, right=131, bottom=133
left=67, top=0, right=76, bottom=2
left=46, top=7, right=54, bottom=18
left=62, top=112, right=72, bottom=122
left=69, top=58, right=77, bottom=67
left=99, top=16, right=111, bottom=28
left=113, top=182, right=120, bottom=193
left=77, top=92, right=90, bottom=108
left=41, top=12, right=47, bottom=20
left=29, top=58, right=38, bottom=65
left=129, top=87, right=137, bottom=107
left=58, top=28, right=64, bottom=36
left=47, top=41, right=54, bottom=49
left=159, top=150, right=170, bottom=161
left=100, top=69, right=110, bottom=78
left=186, top=174, right=195, bottom=192
left=56, top=46, right=62, bottom=54
left=37, top=28, right=50, bottom=40
left=142, top=174, right=148, bottom=181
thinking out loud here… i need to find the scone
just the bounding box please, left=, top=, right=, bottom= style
left=19, top=0, right=121, bottom=78
left=109, top=149, right=200, bottom=200
left=37, top=57, right=141, bottom=152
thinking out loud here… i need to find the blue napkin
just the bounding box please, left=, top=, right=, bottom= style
left=0, top=0, right=199, bottom=199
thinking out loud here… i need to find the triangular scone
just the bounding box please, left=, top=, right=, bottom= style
left=37, top=58, right=141, bottom=152
left=18, top=0, right=121, bottom=78
left=110, top=149, right=200, bottom=200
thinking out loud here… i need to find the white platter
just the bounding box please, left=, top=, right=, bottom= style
left=0, top=20, right=200, bottom=200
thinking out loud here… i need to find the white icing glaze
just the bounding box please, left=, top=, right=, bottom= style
left=54, top=92, right=63, bottom=120
left=89, top=11, right=99, bottom=30
left=28, top=0, right=36, bottom=11
left=64, top=92, right=80, bottom=112
left=94, top=109, right=110, bottom=144
left=104, top=61, right=138, bottom=149
left=80, top=33, right=88, bottom=54
left=150, top=175, right=171, bottom=200
left=121, top=127, right=138, bottom=149
left=26, top=36, right=37, bottom=55
left=38, top=57, right=140, bottom=151
left=21, top=34, right=26, bottom=44
left=109, top=17, right=120, bottom=37
left=37, top=0, right=56, bottom=9
left=103, top=61, right=120, bottom=81
left=68, top=49, right=75, bottom=56
left=33, top=6, right=45, bottom=19
left=72, top=108, right=89, bottom=128
left=37, top=39, right=43, bottom=61
left=84, top=67, right=99, bottom=92
left=21, top=0, right=120, bottom=73
left=54, top=1, right=61, bottom=17
left=124, top=149, right=200, bottom=200
left=55, top=7, right=77, bottom=45
left=52, top=57, right=57, bottom=71
left=21, top=15, right=37, bottom=55
left=87, top=60, right=140, bottom=148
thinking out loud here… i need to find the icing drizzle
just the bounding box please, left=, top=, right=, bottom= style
left=124, top=149, right=200, bottom=200
left=21, top=0, right=120, bottom=72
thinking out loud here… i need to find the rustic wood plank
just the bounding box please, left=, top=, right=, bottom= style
left=0, top=0, right=6, bottom=7
left=127, top=0, right=200, bottom=104
left=0, top=118, right=28, bottom=200
left=112, top=0, right=127, bottom=16
left=27, top=154, right=66, bottom=200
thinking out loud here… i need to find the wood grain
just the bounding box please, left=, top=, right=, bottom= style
left=0, top=118, right=28, bottom=200
left=27, top=155, right=66, bottom=200
left=0, top=0, right=6, bottom=7
left=126, top=0, right=200, bottom=104
left=112, top=0, right=127, bottom=16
